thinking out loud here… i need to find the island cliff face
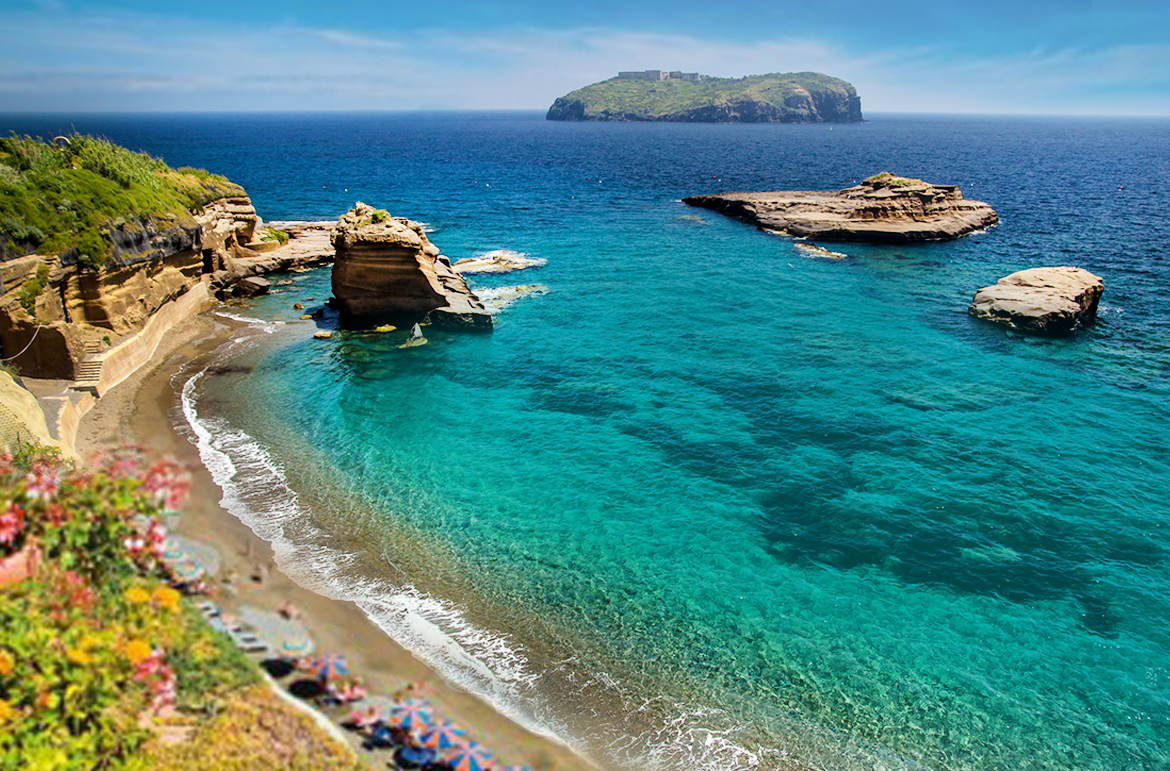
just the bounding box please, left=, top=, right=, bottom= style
left=330, top=204, right=492, bottom=329
left=684, top=173, right=998, bottom=242
left=547, top=72, right=862, bottom=123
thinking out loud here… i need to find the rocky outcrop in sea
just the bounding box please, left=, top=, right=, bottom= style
left=683, top=172, right=998, bottom=242
left=968, top=267, right=1104, bottom=335
left=330, top=204, right=492, bottom=329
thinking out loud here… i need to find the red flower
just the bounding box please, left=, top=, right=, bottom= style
left=0, top=502, right=24, bottom=546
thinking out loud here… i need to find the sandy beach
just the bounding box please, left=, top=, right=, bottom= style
left=72, top=310, right=595, bottom=771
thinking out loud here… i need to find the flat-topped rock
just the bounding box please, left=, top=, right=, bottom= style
left=969, top=267, right=1103, bottom=336
left=683, top=172, right=998, bottom=242
left=330, top=204, right=492, bottom=329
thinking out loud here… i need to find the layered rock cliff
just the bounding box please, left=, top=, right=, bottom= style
left=683, top=173, right=998, bottom=242
left=0, top=197, right=259, bottom=379
left=330, top=204, right=492, bottom=329
left=547, top=72, right=862, bottom=123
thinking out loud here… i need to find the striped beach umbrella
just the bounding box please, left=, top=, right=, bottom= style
left=310, top=654, right=350, bottom=682
left=445, top=742, right=494, bottom=771
left=389, top=697, right=435, bottom=733
left=419, top=719, right=467, bottom=751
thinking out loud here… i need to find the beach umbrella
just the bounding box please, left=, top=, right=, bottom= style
left=309, top=654, right=350, bottom=681
left=237, top=606, right=315, bottom=658
left=389, top=698, right=435, bottom=733
left=419, top=719, right=467, bottom=751
left=160, top=535, right=221, bottom=577
left=168, top=558, right=206, bottom=583
left=445, top=742, right=494, bottom=771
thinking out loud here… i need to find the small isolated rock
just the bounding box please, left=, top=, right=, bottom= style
left=969, top=266, right=1103, bottom=336
left=398, top=323, right=428, bottom=348
left=300, top=314, right=313, bottom=320
left=235, top=276, right=271, bottom=297
left=373, top=324, right=396, bottom=333
left=276, top=279, right=294, bottom=286
left=313, top=330, right=333, bottom=339
left=293, top=302, right=304, bottom=310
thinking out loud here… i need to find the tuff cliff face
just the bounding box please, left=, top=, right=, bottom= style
left=546, top=72, right=863, bottom=123
left=0, top=197, right=259, bottom=379
left=330, top=203, right=492, bottom=329
left=683, top=173, right=998, bottom=242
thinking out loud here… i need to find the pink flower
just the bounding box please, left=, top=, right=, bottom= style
left=24, top=462, right=60, bottom=502
left=0, top=502, right=24, bottom=546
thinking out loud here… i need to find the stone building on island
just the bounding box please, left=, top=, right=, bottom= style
left=617, top=70, right=703, bottom=81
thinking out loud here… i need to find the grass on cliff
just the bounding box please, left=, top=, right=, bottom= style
left=0, top=134, right=244, bottom=269
left=862, top=172, right=928, bottom=188
left=555, top=72, right=855, bottom=118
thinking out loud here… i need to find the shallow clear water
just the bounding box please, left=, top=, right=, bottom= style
left=7, top=112, right=1169, bottom=770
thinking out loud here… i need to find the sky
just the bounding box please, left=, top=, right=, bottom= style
left=0, top=0, right=1168, bottom=115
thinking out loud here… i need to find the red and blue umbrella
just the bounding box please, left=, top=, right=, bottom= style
left=310, top=655, right=350, bottom=682
left=445, top=741, right=494, bottom=771
left=419, top=719, right=467, bottom=751
left=389, top=697, right=435, bottom=733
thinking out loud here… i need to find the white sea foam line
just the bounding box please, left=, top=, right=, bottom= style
left=178, top=362, right=583, bottom=746
left=213, top=309, right=285, bottom=330
left=178, top=342, right=778, bottom=771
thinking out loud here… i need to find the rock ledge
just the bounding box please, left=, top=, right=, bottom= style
left=683, top=172, right=998, bottom=242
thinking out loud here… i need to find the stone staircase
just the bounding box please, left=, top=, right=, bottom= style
left=74, top=348, right=103, bottom=394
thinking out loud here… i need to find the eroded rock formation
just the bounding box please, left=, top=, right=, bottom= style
left=0, top=197, right=261, bottom=379
left=684, top=173, right=998, bottom=242
left=330, top=204, right=492, bottom=329
left=968, top=267, right=1103, bottom=336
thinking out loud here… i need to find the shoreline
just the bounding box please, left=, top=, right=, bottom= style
left=72, top=309, right=596, bottom=771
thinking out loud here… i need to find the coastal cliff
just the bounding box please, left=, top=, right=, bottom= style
left=330, top=203, right=492, bottom=328
left=547, top=71, right=862, bottom=123
left=0, top=135, right=330, bottom=382
left=684, top=172, right=998, bottom=242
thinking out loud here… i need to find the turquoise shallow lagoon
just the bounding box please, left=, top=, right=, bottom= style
left=7, top=112, right=1168, bottom=769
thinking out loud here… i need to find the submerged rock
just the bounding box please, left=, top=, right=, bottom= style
left=313, top=330, right=333, bottom=340
left=451, top=250, right=546, bottom=275
left=684, top=172, right=997, bottom=243
left=330, top=203, right=492, bottom=329
left=968, top=267, right=1104, bottom=336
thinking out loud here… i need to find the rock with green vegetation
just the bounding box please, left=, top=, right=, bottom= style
left=547, top=72, right=862, bottom=122
left=684, top=172, right=998, bottom=242
left=0, top=134, right=244, bottom=269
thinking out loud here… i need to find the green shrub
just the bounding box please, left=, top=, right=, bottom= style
left=370, top=209, right=389, bottom=224
left=0, top=134, right=243, bottom=271
left=259, top=226, right=289, bottom=245
left=15, top=264, right=49, bottom=315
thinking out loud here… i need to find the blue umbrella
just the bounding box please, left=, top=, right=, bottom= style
left=445, top=741, right=495, bottom=771
left=419, top=719, right=467, bottom=751
left=389, top=698, right=435, bottom=733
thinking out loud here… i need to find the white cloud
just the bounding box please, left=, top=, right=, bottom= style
left=0, top=11, right=1166, bottom=114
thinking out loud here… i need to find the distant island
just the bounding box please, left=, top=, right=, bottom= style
left=546, top=70, right=863, bottom=123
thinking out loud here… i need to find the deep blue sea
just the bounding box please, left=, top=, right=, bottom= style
left=5, top=112, right=1169, bottom=770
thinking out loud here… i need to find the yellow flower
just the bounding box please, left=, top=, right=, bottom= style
left=65, top=648, right=93, bottom=665
left=124, top=639, right=152, bottom=665
left=124, top=587, right=151, bottom=604
left=0, top=650, right=13, bottom=676
left=153, top=586, right=181, bottom=612
left=0, top=699, right=18, bottom=724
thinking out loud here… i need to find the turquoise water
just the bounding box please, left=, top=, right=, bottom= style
left=8, top=112, right=1169, bottom=769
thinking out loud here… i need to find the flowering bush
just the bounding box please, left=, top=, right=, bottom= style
left=0, top=445, right=257, bottom=770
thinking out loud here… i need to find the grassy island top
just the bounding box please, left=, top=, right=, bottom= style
left=548, top=71, right=861, bottom=122
left=0, top=134, right=243, bottom=269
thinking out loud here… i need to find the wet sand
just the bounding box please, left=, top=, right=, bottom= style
left=73, top=311, right=595, bottom=771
